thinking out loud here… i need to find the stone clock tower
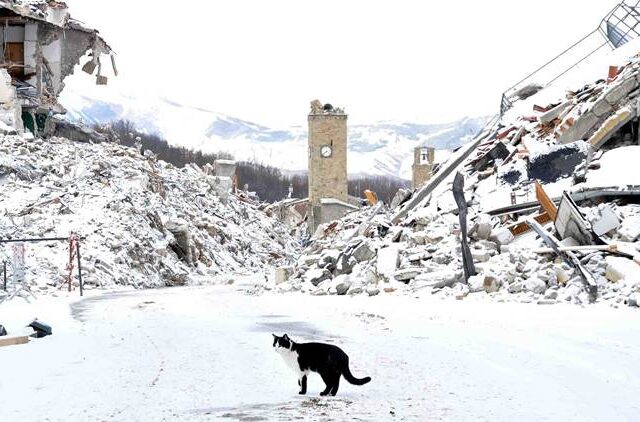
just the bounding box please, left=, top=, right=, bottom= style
left=308, top=100, right=348, bottom=205
left=307, top=100, right=349, bottom=232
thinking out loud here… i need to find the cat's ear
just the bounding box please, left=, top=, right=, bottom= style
left=272, top=333, right=277, bottom=339
left=283, top=334, right=290, bottom=340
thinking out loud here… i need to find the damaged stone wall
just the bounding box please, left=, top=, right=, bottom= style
left=60, top=28, right=99, bottom=86
left=38, top=23, right=95, bottom=99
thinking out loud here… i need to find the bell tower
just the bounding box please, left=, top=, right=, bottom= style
left=307, top=100, right=349, bottom=231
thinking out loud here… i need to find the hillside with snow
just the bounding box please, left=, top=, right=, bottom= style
left=59, top=88, right=488, bottom=179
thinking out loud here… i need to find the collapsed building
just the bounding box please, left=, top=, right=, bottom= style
left=0, top=0, right=114, bottom=135
left=277, top=30, right=640, bottom=307
left=0, top=133, right=298, bottom=301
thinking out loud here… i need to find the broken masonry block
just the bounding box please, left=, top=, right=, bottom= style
left=607, top=65, right=619, bottom=84
left=274, top=266, right=293, bottom=284
left=82, top=60, right=97, bottom=75
left=472, top=142, right=509, bottom=172
left=604, top=76, right=638, bottom=105
left=539, top=101, right=573, bottom=125
left=588, top=106, right=635, bottom=150
left=558, top=112, right=598, bottom=145
left=591, top=207, right=620, bottom=236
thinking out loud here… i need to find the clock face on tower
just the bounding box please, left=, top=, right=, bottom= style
left=320, top=145, right=333, bottom=158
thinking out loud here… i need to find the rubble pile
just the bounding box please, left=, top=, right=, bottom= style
left=0, top=134, right=299, bottom=299
left=281, top=51, right=640, bottom=308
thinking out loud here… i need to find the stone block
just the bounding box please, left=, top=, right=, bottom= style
left=540, top=101, right=573, bottom=125
left=394, top=268, right=422, bottom=282
left=305, top=268, right=332, bottom=286
left=332, top=274, right=351, bottom=295
left=376, top=245, right=400, bottom=279
left=274, top=266, right=293, bottom=284
left=410, top=270, right=461, bottom=290
left=604, top=76, right=638, bottom=105
left=489, top=227, right=514, bottom=247
left=558, top=112, right=598, bottom=144
left=469, top=273, right=501, bottom=293
left=351, top=240, right=376, bottom=262
left=523, top=276, right=546, bottom=294
left=618, top=216, right=640, bottom=242
left=591, top=97, right=613, bottom=118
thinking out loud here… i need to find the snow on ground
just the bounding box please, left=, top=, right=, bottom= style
left=1, top=277, right=639, bottom=421
left=585, top=145, right=640, bottom=187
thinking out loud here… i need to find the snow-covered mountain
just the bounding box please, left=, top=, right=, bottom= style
left=60, top=88, right=489, bottom=179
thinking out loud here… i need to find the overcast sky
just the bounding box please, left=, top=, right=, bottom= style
left=64, top=0, right=622, bottom=127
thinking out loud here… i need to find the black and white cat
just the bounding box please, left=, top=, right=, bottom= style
left=272, top=333, right=371, bottom=396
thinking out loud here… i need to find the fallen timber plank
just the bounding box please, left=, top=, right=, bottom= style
left=0, top=334, right=30, bottom=348
left=535, top=181, right=558, bottom=221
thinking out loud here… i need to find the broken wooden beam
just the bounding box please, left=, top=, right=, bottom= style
left=535, top=181, right=558, bottom=221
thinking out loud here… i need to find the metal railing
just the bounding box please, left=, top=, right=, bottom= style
left=500, top=1, right=640, bottom=116
left=0, top=234, right=84, bottom=298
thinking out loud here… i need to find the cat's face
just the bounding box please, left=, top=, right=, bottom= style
left=272, top=333, right=292, bottom=351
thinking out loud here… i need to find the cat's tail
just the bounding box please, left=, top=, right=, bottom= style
left=342, top=365, right=371, bottom=385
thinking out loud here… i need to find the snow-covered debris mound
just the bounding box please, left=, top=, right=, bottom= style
left=0, top=134, right=299, bottom=299
left=280, top=47, right=640, bottom=308
left=282, top=198, right=640, bottom=306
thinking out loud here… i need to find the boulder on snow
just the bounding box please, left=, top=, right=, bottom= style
left=319, top=249, right=341, bottom=271
left=410, top=270, right=461, bottom=290
left=394, top=268, right=422, bottom=282
left=523, top=276, right=547, bottom=294
left=366, top=286, right=381, bottom=296
left=390, top=188, right=412, bottom=210
left=350, top=240, right=377, bottom=263
left=332, top=275, right=352, bottom=295
left=376, top=245, right=400, bottom=280
left=469, top=273, right=501, bottom=293
left=489, top=227, right=514, bottom=247
left=305, top=268, right=332, bottom=286
left=617, top=216, right=640, bottom=242
left=605, top=256, right=638, bottom=282
left=274, top=266, right=293, bottom=284
left=336, top=254, right=356, bottom=275
left=470, top=214, right=493, bottom=240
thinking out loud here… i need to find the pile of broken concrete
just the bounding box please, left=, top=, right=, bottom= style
left=279, top=51, right=640, bottom=308
left=0, top=133, right=298, bottom=301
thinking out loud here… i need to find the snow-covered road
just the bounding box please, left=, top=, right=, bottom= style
left=1, top=280, right=639, bottom=421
